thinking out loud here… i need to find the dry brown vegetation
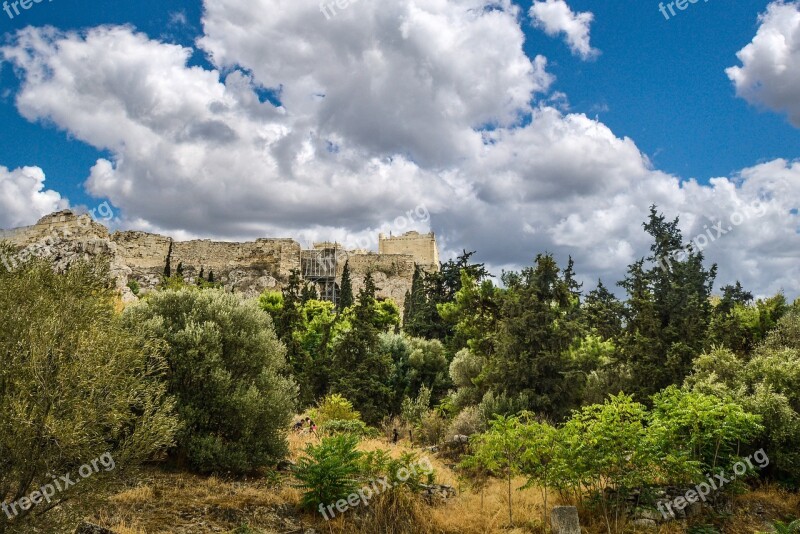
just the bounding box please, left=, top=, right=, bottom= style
left=12, top=433, right=800, bottom=533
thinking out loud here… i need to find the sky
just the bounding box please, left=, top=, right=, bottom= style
left=0, top=0, right=798, bottom=297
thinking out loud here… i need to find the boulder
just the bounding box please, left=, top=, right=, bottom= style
left=550, top=506, right=581, bottom=534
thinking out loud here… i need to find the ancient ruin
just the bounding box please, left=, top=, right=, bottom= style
left=0, top=211, right=440, bottom=308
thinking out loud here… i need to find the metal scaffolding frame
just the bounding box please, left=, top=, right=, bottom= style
left=300, top=248, right=338, bottom=305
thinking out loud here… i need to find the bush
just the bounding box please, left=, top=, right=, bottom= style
left=294, top=434, right=436, bottom=518
left=294, top=434, right=364, bottom=511
left=447, top=406, right=487, bottom=439
left=309, top=394, right=361, bottom=426
left=0, top=257, right=178, bottom=531
left=688, top=313, right=800, bottom=486
left=416, top=410, right=448, bottom=446
left=650, top=386, right=762, bottom=475
left=123, top=288, right=297, bottom=474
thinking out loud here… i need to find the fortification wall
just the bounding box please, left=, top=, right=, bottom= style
left=0, top=210, right=433, bottom=309
left=378, top=231, right=439, bottom=269
left=170, top=239, right=301, bottom=296
left=342, top=252, right=416, bottom=309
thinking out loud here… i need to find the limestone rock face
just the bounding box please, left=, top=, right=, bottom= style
left=0, top=211, right=434, bottom=310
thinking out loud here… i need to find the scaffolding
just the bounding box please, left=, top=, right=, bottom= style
left=301, top=248, right=338, bottom=305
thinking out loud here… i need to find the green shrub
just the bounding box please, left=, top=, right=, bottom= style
left=688, top=313, right=800, bottom=486
left=0, top=257, right=178, bottom=531
left=293, top=434, right=364, bottom=511
left=308, top=394, right=361, bottom=425
left=447, top=406, right=487, bottom=439
left=127, top=278, right=141, bottom=295
left=418, top=410, right=449, bottom=446
left=769, top=519, right=800, bottom=534
left=650, top=386, right=762, bottom=476
left=123, top=288, right=297, bottom=474
left=319, top=419, right=379, bottom=438
left=293, top=434, right=436, bottom=517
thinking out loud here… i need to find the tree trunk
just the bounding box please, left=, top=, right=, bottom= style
left=507, top=470, right=513, bottom=526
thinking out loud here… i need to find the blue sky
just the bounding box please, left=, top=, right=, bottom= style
left=0, top=0, right=798, bottom=296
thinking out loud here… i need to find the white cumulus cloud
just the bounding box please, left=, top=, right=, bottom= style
left=0, top=166, right=68, bottom=229
left=529, top=0, right=599, bottom=60
left=727, top=1, right=800, bottom=127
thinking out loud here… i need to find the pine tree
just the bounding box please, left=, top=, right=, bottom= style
left=338, top=260, right=354, bottom=312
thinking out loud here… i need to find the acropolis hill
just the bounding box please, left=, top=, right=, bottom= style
left=0, top=211, right=440, bottom=308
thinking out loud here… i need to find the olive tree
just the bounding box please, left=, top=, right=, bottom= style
left=0, top=254, right=178, bottom=533
left=123, top=288, right=297, bottom=473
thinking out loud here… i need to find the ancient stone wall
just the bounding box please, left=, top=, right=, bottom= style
left=0, top=211, right=432, bottom=310
left=170, top=239, right=301, bottom=296
left=378, top=231, right=439, bottom=269
left=341, top=251, right=416, bottom=309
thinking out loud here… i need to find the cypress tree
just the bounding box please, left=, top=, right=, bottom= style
left=330, top=272, right=392, bottom=424
left=163, top=249, right=172, bottom=278
left=338, top=260, right=354, bottom=311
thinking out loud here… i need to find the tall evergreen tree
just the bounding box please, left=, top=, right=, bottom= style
left=488, top=254, right=583, bottom=419
left=337, top=260, right=354, bottom=311
left=404, top=251, right=490, bottom=341
left=717, top=281, right=753, bottom=314
left=583, top=280, right=625, bottom=341
left=618, top=206, right=717, bottom=399
left=402, top=265, right=426, bottom=333
left=330, top=273, right=393, bottom=424
left=301, top=282, right=319, bottom=303
left=277, top=269, right=314, bottom=404
left=163, top=245, right=172, bottom=278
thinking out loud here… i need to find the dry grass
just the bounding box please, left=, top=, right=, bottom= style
left=83, top=469, right=304, bottom=533
left=19, top=432, right=800, bottom=533
left=430, top=477, right=548, bottom=533
left=720, top=485, right=800, bottom=534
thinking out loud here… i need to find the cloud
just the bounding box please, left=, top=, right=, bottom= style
left=0, top=165, right=68, bottom=229
left=0, top=1, right=798, bottom=298
left=529, top=0, right=599, bottom=60
left=726, top=1, right=800, bottom=127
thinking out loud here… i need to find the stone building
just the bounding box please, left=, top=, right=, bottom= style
left=378, top=231, right=439, bottom=270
